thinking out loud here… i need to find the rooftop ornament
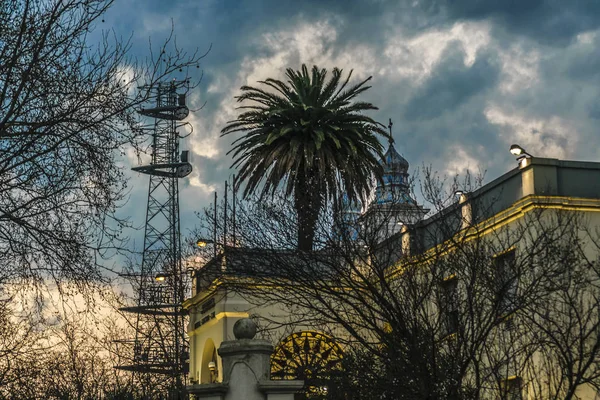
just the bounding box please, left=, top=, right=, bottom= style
left=233, top=318, right=257, bottom=340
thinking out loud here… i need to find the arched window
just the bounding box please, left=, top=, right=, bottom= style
left=200, top=339, right=218, bottom=383
left=271, top=331, right=343, bottom=396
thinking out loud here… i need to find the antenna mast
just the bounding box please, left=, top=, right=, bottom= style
left=117, top=80, right=193, bottom=399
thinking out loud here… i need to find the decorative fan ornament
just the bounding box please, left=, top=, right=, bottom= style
left=270, top=331, right=343, bottom=383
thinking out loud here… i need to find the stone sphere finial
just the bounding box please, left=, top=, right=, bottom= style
left=233, top=318, right=257, bottom=340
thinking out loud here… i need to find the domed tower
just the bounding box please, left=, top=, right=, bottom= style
left=365, top=119, right=428, bottom=239
left=374, top=136, right=412, bottom=206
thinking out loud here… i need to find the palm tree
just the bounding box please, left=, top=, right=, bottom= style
left=222, top=64, right=388, bottom=251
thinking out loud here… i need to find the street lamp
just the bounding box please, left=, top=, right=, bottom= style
left=509, top=144, right=533, bottom=158
left=509, top=144, right=533, bottom=168
left=197, top=237, right=222, bottom=257
left=155, top=272, right=169, bottom=282
left=455, top=190, right=469, bottom=204
left=208, top=361, right=218, bottom=383
left=196, top=238, right=215, bottom=247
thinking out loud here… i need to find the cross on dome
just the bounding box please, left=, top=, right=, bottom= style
left=374, top=117, right=412, bottom=205
left=381, top=118, right=409, bottom=172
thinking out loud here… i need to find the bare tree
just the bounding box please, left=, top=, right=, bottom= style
left=0, top=291, right=155, bottom=399
left=0, top=0, right=206, bottom=294
left=0, top=290, right=48, bottom=394
left=191, top=173, right=600, bottom=400
left=517, top=218, right=600, bottom=400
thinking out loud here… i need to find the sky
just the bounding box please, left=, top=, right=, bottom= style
left=99, top=0, right=600, bottom=261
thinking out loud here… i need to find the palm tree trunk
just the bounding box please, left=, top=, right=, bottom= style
left=295, top=172, right=321, bottom=251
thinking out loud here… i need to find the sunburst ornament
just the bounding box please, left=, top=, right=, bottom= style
left=270, top=331, right=343, bottom=383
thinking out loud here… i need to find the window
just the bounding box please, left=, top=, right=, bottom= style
left=201, top=297, right=216, bottom=314
left=440, top=277, right=459, bottom=336
left=500, top=376, right=523, bottom=400
left=494, top=250, right=517, bottom=317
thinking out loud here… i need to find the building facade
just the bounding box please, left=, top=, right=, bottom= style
left=184, top=151, right=600, bottom=398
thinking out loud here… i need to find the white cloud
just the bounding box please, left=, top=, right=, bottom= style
left=484, top=105, right=577, bottom=159
left=497, top=44, right=540, bottom=94
left=576, top=30, right=598, bottom=44
left=444, top=145, right=481, bottom=176
left=187, top=172, right=217, bottom=194
left=186, top=112, right=220, bottom=159
left=123, top=145, right=150, bottom=167
left=236, top=18, right=378, bottom=84
left=383, top=21, right=491, bottom=82
left=139, top=12, right=176, bottom=37
left=195, top=17, right=381, bottom=169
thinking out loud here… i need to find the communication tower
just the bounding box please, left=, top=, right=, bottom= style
left=117, top=80, right=193, bottom=399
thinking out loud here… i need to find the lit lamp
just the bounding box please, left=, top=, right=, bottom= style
left=455, top=190, right=468, bottom=203
left=509, top=144, right=533, bottom=167
left=196, top=238, right=215, bottom=247
left=197, top=237, right=219, bottom=258
left=155, top=272, right=169, bottom=282
left=208, top=360, right=217, bottom=383
left=509, top=144, right=533, bottom=158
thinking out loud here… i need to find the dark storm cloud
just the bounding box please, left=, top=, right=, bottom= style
left=420, top=0, right=600, bottom=45
left=105, top=0, right=392, bottom=57
left=398, top=101, right=507, bottom=177
left=403, top=44, right=500, bottom=120
left=588, top=100, right=600, bottom=120
left=104, top=0, right=600, bottom=242
left=566, top=44, right=600, bottom=80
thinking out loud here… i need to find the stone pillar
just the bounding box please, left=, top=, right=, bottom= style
left=188, top=319, right=303, bottom=400
left=459, top=192, right=472, bottom=230
left=401, top=224, right=411, bottom=256
left=218, top=319, right=272, bottom=400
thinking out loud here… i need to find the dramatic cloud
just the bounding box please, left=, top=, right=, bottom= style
left=421, top=0, right=600, bottom=44
left=102, top=0, right=600, bottom=252
left=403, top=44, right=500, bottom=120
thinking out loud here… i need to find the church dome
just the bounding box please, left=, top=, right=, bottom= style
left=373, top=140, right=413, bottom=206
left=373, top=119, right=413, bottom=206
left=381, top=142, right=409, bottom=173
left=366, top=118, right=429, bottom=231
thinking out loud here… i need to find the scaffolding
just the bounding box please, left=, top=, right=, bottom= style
left=117, top=80, right=192, bottom=399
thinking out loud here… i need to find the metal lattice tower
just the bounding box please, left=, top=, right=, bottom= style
left=117, top=80, right=192, bottom=399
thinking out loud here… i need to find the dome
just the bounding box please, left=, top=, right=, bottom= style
left=381, top=143, right=409, bottom=172
left=373, top=140, right=412, bottom=206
